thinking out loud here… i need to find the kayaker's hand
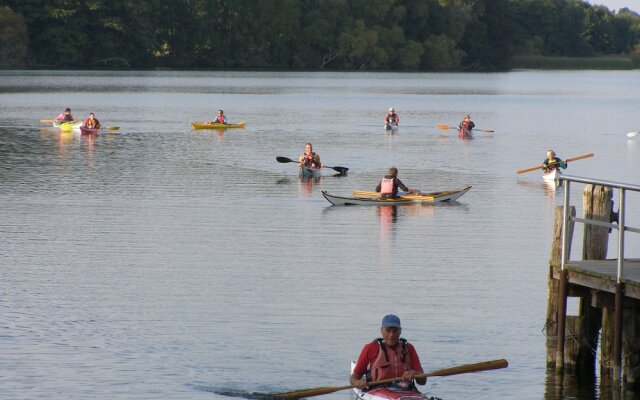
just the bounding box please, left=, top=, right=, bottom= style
left=355, top=377, right=368, bottom=389
left=402, top=370, right=417, bottom=382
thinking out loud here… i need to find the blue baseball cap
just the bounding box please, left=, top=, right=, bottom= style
left=381, top=314, right=401, bottom=328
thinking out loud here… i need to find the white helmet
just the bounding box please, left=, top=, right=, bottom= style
left=389, top=107, right=395, bottom=112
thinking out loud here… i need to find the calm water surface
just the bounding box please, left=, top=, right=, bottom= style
left=1, top=70, right=639, bottom=400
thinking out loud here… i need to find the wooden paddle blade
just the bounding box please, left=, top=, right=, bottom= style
left=565, top=153, right=594, bottom=163
left=477, top=129, right=495, bottom=133
left=40, top=119, right=55, bottom=123
left=417, top=359, right=508, bottom=379
left=276, top=156, right=296, bottom=163
left=437, top=124, right=454, bottom=130
left=104, top=126, right=120, bottom=131
left=271, top=384, right=353, bottom=399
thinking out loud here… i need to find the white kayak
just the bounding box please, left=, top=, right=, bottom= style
left=542, top=168, right=561, bottom=182
left=322, top=185, right=471, bottom=206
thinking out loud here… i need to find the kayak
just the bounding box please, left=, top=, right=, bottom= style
left=543, top=168, right=561, bottom=182
left=384, top=123, right=399, bottom=131
left=351, top=362, right=429, bottom=400
left=299, top=165, right=322, bottom=178
left=80, top=126, right=100, bottom=135
left=191, top=121, right=246, bottom=129
left=458, top=127, right=473, bottom=138
left=322, top=185, right=471, bottom=206
left=53, top=121, right=82, bottom=131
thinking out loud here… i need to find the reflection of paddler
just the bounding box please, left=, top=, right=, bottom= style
left=379, top=205, right=398, bottom=226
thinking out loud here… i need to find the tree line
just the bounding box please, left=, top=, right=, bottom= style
left=1, top=0, right=639, bottom=71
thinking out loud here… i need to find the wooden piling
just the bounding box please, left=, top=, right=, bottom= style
left=546, top=205, right=575, bottom=368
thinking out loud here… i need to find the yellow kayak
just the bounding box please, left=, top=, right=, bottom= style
left=191, top=121, right=246, bottom=129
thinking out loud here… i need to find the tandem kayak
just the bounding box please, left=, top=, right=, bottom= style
left=53, top=121, right=82, bottom=131
left=322, top=185, right=471, bottom=206
left=191, top=121, right=246, bottom=129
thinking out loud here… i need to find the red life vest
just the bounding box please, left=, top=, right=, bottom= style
left=215, top=115, right=226, bottom=123
left=380, top=177, right=395, bottom=195
left=302, top=152, right=318, bottom=167
left=370, top=338, right=411, bottom=381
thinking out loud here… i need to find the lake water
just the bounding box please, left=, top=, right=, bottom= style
left=1, top=70, right=639, bottom=400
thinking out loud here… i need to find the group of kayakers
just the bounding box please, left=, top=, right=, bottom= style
left=385, top=107, right=476, bottom=139
left=55, top=107, right=101, bottom=129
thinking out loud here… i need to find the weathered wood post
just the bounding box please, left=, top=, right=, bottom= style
left=546, top=205, right=575, bottom=368
left=561, top=185, right=612, bottom=372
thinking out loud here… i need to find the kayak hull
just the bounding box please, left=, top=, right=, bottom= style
left=53, top=121, right=82, bottom=131
left=384, top=124, right=399, bottom=131
left=80, top=126, right=100, bottom=135
left=458, top=127, right=473, bottom=138
left=352, top=386, right=429, bottom=400
left=543, top=168, right=561, bottom=182
left=300, top=166, right=323, bottom=178
left=323, top=185, right=471, bottom=206
left=191, top=121, right=246, bottom=129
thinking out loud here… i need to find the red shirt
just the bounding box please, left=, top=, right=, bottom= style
left=353, top=340, right=423, bottom=377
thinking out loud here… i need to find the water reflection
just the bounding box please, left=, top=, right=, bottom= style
left=297, top=175, right=322, bottom=196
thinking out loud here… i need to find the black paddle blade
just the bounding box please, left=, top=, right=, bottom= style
left=276, top=156, right=295, bottom=163
left=331, top=166, right=349, bottom=174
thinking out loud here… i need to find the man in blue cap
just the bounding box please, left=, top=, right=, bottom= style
left=349, top=314, right=426, bottom=389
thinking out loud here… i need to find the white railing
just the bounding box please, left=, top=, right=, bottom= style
left=558, top=175, right=640, bottom=283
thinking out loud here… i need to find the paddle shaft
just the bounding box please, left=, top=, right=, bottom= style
left=516, top=153, right=594, bottom=175
left=273, top=359, right=508, bottom=399
left=275, top=156, right=348, bottom=174
left=437, top=124, right=494, bottom=133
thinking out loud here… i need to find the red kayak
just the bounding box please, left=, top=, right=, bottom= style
left=458, top=127, right=473, bottom=139
left=80, top=126, right=100, bottom=135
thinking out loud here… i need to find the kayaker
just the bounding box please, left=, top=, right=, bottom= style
left=350, top=314, right=427, bottom=390
left=375, top=167, right=420, bottom=198
left=384, top=107, right=399, bottom=127
left=543, top=150, right=567, bottom=172
left=298, top=143, right=323, bottom=168
left=458, top=114, right=475, bottom=137
left=210, top=109, right=227, bottom=124
left=56, top=108, right=75, bottom=122
left=83, top=113, right=101, bottom=129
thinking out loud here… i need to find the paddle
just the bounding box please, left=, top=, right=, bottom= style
left=272, top=359, right=508, bottom=399
left=275, top=156, right=349, bottom=175
left=516, top=153, right=594, bottom=175
left=437, top=124, right=494, bottom=133
left=41, top=119, right=119, bottom=130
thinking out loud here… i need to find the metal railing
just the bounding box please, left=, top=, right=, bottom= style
left=558, top=175, right=640, bottom=283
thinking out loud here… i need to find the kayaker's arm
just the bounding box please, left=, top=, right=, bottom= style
left=349, top=372, right=368, bottom=389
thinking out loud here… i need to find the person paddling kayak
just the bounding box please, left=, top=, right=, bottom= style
left=83, top=112, right=101, bottom=129
left=543, top=150, right=567, bottom=172
left=458, top=114, right=475, bottom=138
left=384, top=107, right=399, bottom=129
left=350, top=314, right=427, bottom=390
left=56, top=107, right=75, bottom=122
left=209, top=109, right=227, bottom=124
left=375, top=167, right=420, bottom=198
left=298, top=143, right=323, bottom=169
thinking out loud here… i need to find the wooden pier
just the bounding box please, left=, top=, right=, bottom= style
left=545, top=176, right=640, bottom=393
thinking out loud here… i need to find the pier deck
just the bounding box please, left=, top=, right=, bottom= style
left=553, top=259, right=640, bottom=300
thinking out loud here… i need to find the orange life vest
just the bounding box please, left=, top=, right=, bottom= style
left=370, top=338, right=412, bottom=381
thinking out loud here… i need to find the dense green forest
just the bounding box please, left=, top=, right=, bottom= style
left=1, top=0, right=639, bottom=71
